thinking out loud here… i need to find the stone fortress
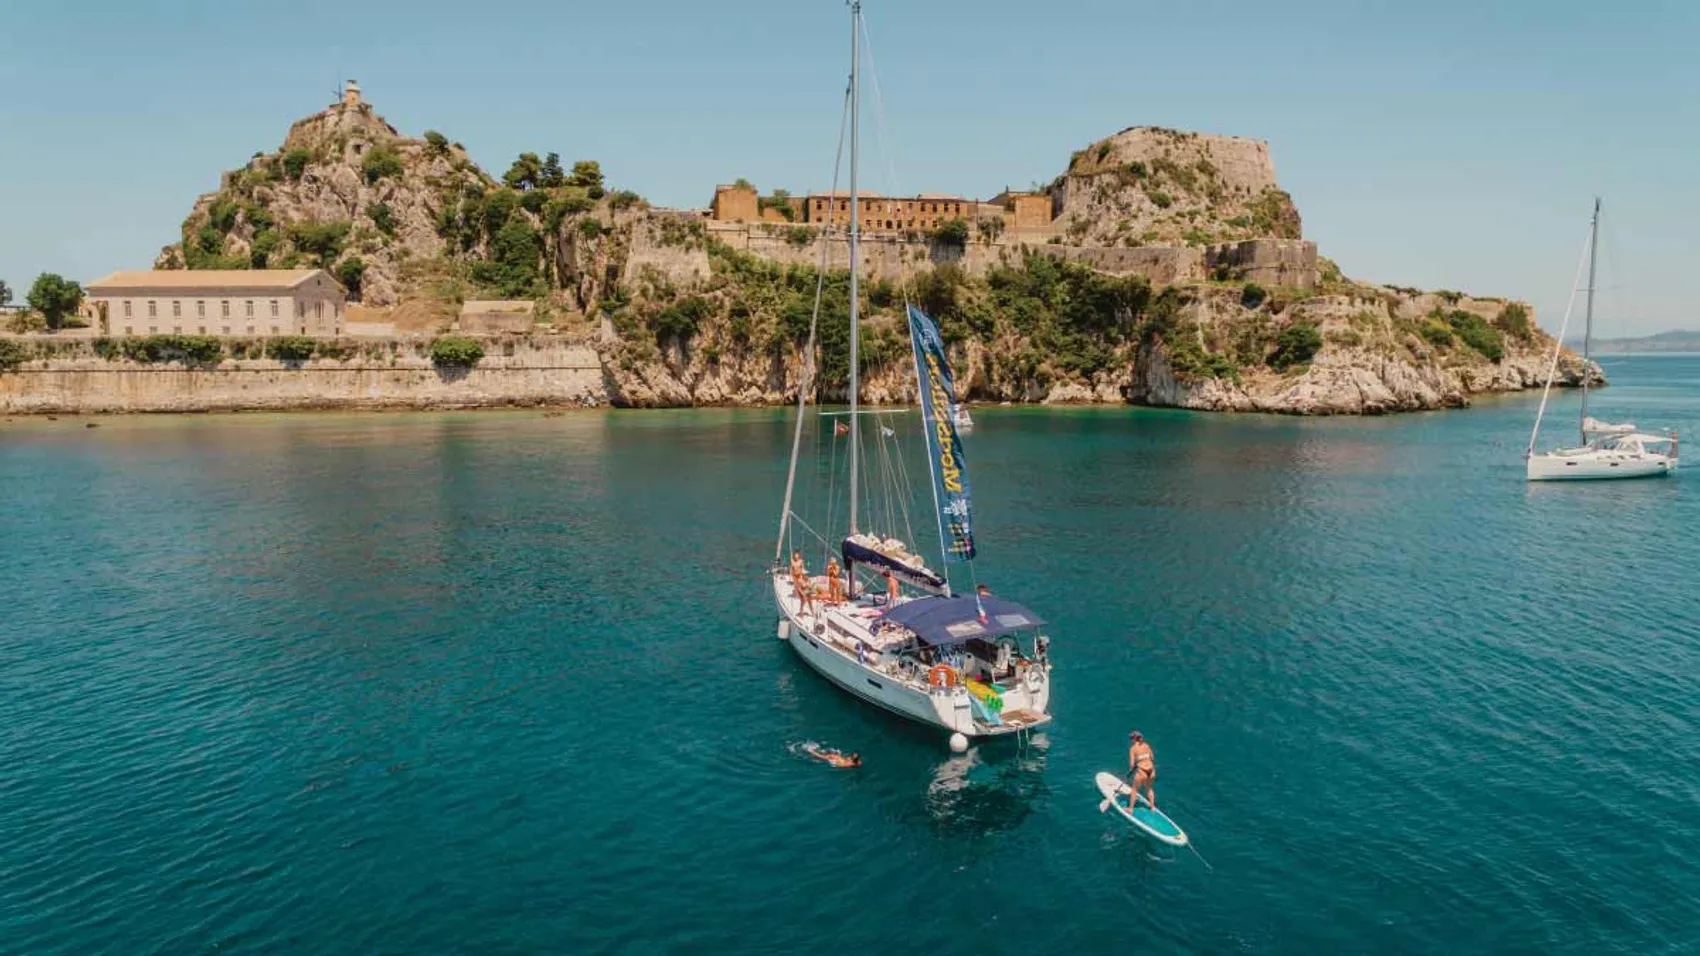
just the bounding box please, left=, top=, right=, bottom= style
left=697, top=125, right=1319, bottom=291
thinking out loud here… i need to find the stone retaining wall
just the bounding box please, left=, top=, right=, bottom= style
left=0, top=337, right=604, bottom=414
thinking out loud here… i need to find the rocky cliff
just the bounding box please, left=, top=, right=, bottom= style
left=129, top=90, right=1586, bottom=416
left=158, top=96, right=492, bottom=306
left=1049, top=127, right=1303, bottom=248
left=156, top=89, right=641, bottom=315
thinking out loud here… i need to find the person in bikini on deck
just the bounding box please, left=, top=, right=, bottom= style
left=882, top=566, right=901, bottom=605
left=790, top=550, right=815, bottom=614
left=825, top=557, right=846, bottom=604
left=1128, top=731, right=1157, bottom=809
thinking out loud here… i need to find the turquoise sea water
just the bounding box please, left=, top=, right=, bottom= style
left=3, top=356, right=1698, bottom=955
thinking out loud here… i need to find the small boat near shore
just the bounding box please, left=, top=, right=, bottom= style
left=952, top=403, right=974, bottom=433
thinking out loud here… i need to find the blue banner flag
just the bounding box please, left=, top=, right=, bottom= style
left=907, top=305, right=976, bottom=562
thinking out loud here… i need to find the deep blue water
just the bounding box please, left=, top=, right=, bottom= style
left=2, top=356, right=1698, bottom=955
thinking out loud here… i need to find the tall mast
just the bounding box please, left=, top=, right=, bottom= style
left=847, top=0, right=862, bottom=535
left=1580, top=197, right=1600, bottom=443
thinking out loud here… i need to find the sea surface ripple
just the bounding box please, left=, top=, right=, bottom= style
left=2, top=356, right=1698, bottom=954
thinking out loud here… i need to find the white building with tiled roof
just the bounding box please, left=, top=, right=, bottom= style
left=85, top=269, right=347, bottom=337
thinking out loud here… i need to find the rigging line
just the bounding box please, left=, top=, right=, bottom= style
left=892, top=420, right=913, bottom=545
left=825, top=417, right=841, bottom=566
left=880, top=414, right=899, bottom=535
left=861, top=15, right=955, bottom=578
left=889, top=412, right=919, bottom=548
left=1597, top=207, right=1627, bottom=339
left=775, top=78, right=854, bottom=562
left=857, top=11, right=918, bottom=306
left=1526, top=216, right=1594, bottom=458
left=806, top=80, right=855, bottom=569
left=785, top=510, right=835, bottom=552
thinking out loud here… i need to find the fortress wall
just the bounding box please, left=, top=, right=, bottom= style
left=0, top=338, right=606, bottom=414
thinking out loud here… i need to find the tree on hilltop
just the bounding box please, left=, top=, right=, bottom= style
left=504, top=152, right=544, bottom=190
left=26, top=273, right=84, bottom=330
left=540, top=152, right=565, bottom=189
left=570, top=160, right=605, bottom=199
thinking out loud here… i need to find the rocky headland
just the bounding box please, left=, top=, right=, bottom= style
left=0, top=90, right=1595, bottom=415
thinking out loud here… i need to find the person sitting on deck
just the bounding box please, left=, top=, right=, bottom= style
left=825, top=558, right=846, bottom=604
left=1128, top=731, right=1158, bottom=809
left=976, top=583, right=992, bottom=597
left=790, top=551, right=815, bottom=614
left=882, top=567, right=900, bottom=605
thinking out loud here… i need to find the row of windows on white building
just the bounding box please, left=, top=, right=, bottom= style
left=118, top=299, right=339, bottom=321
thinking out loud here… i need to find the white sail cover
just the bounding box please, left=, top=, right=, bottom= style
left=1583, top=416, right=1635, bottom=436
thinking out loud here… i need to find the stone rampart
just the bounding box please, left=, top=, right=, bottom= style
left=0, top=337, right=604, bottom=414
left=1203, top=239, right=1318, bottom=289
left=690, top=223, right=1317, bottom=289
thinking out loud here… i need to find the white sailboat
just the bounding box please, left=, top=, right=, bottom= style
left=769, top=2, right=1052, bottom=746
left=952, top=402, right=975, bottom=433
left=1526, top=199, right=1678, bottom=481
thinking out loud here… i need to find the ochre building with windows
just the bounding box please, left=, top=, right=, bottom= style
left=85, top=270, right=348, bottom=337
left=802, top=193, right=981, bottom=232
left=708, top=182, right=1054, bottom=235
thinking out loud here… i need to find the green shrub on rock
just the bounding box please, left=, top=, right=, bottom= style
left=429, top=336, right=485, bottom=368
left=265, top=336, right=316, bottom=362
left=1268, top=322, right=1322, bottom=370
left=121, top=334, right=224, bottom=365
left=1496, top=302, right=1532, bottom=341
left=0, top=338, right=28, bottom=371
left=931, top=218, right=970, bottom=247
left=368, top=202, right=397, bottom=236
left=361, top=144, right=405, bottom=184
left=282, top=148, right=311, bottom=181
left=1445, top=309, right=1504, bottom=361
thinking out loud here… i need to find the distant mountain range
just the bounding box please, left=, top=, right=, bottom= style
left=1567, top=330, right=1700, bottom=354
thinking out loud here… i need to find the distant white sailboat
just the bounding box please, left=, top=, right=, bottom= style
left=1525, top=199, right=1678, bottom=481
left=951, top=402, right=974, bottom=433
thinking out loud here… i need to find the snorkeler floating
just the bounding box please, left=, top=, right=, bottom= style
left=803, top=744, right=862, bottom=769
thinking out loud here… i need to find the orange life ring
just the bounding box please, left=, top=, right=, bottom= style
left=927, top=665, right=959, bottom=689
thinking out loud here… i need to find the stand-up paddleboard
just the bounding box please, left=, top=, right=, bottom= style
left=1095, top=771, right=1188, bottom=847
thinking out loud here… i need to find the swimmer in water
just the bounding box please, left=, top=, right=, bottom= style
left=804, top=744, right=862, bottom=769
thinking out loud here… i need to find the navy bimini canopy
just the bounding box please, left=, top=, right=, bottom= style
left=882, top=595, right=1046, bottom=646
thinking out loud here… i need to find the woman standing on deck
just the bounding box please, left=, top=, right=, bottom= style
left=825, top=558, right=846, bottom=604
left=791, top=551, right=815, bottom=614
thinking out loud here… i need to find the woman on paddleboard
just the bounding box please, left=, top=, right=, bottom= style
left=1128, top=731, right=1157, bottom=808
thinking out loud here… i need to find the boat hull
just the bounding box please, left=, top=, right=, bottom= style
left=1527, top=453, right=1676, bottom=481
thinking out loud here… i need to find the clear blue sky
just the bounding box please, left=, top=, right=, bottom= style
left=3, top=0, right=1695, bottom=334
